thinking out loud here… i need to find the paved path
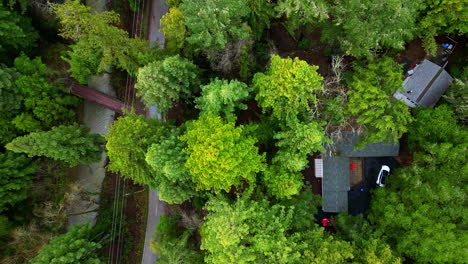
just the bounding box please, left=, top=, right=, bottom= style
left=67, top=74, right=116, bottom=227
left=141, top=0, right=168, bottom=263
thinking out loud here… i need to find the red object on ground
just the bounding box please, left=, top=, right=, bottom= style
left=410, top=63, right=416, bottom=68
left=350, top=162, right=355, bottom=171
left=322, top=218, right=332, bottom=227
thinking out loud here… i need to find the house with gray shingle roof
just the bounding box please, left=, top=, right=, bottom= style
left=394, top=59, right=453, bottom=107
left=320, top=132, right=399, bottom=213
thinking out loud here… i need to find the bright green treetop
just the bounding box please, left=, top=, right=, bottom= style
left=180, top=114, right=265, bottom=192
left=30, top=224, right=103, bottom=264
left=253, top=55, right=323, bottom=124
left=347, top=57, right=413, bottom=146
left=181, top=0, right=250, bottom=51
left=6, top=124, right=103, bottom=166
left=323, top=0, right=418, bottom=58
left=135, top=55, right=199, bottom=113
left=0, top=152, right=36, bottom=213
left=160, top=7, right=186, bottom=52
left=195, top=79, right=251, bottom=122
left=105, top=113, right=167, bottom=187
left=201, top=192, right=355, bottom=264
left=54, top=0, right=151, bottom=78
left=146, top=128, right=197, bottom=204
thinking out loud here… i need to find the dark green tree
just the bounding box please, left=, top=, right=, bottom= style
left=347, top=57, right=413, bottom=146
left=13, top=55, right=78, bottom=132
left=443, top=75, right=468, bottom=124
left=181, top=0, right=250, bottom=51
left=30, top=224, right=103, bottom=264
left=369, top=143, right=467, bottom=263
left=247, top=0, right=275, bottom=40
left=146, top=128, right=197, bottom=204
left=6, top=124, right=103, bottom=166
left=135, top=55, right=199, bottom=113
left=106, top=113, right=167, bottom=187
left=323, top=0, right=418, bottom=58
left=275, top=0, right=329, bottom=35
left=0, top=152, right=36, bottom=212
left=0, top=2, right=38, bottom=59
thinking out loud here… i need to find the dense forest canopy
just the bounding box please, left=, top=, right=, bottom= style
left=0, top=0, right=466, bottom=263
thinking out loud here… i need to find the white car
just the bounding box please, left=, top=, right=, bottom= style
left=376, top=165, right=390, bottom=187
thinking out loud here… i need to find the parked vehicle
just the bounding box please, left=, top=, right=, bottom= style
left=376, top=165, right=390, bottom=187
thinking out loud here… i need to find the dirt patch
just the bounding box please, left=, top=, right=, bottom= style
left=394, top=134, right=413, bottom=167
left=237, top=100, right=262, bottom=125
left=398, top=39, right=426, bottom=64
left=349, top=158, right=363, bottom=187
left=268, top=26, right=332, bottom=77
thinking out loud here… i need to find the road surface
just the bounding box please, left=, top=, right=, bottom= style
left=141, top=0, right=168, bottom=263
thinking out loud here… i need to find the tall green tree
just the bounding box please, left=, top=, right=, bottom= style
left=253, top=55, right=324, bottom=124
left=195, top=79, right=251, bottom=122
left=54, top=0, right=152, bottom=79
left=347, top=57, right=413, bottom=146
left=135, top=55, right=199, bottom=113
left=180, top=114, right=265, bottom=192
left=323, top=0, right=418, bottom=58
left=146, top=128, right=197, bottom=204
left=369, top=143, right=468, bottom=263
left=181, top=0, right=250, bottom=51
left=246, top=0, right=275, bottom=40
left=0, top=2, right=38, bottom=60
left=13, top=55, right=78, bottom=132
left=30, top=224, right=103, bottom=264
left=443, top=76, right=468, bottom=124
left=201, top=192, right=354, bottom=264
left=0, top=152, right=36, bottom=212
left=0, top=65, right=22, bottom=145
left=6, top=124, right=103, bottom=166
left=105, top=113, right=167, bottom=187
left=409, top=104, right=468, bottom=148
left=275, top=0, right=329, bottom=35
left=160, top=7, right=186, bottom=52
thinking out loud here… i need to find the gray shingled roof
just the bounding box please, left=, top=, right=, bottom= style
left=334, top=132, right=400, bottom=157
left=321, top=132, right=399, bottom=213
left=322, top=156, right=349, bottom=213
left=400, top=59, right=453, bottom=107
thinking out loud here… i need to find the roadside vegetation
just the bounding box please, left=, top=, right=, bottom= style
left=0, top=0, right=466, bottom=263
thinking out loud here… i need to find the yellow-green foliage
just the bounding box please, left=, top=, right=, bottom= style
left=161, top=7, right=186, bottom=52
left=253, top=55, right=324, bottom=124
left=180, top=114, right=265, bottom=192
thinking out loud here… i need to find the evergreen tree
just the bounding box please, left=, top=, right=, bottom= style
left=181, top=0, right=250, bottom=51
left=135, top=55, right=199, bottom=113
left=105, top=113, right=167, bottom=187
left=195, top=79, right=251, bottom=122
left=347, top=57, right=413, bottom=146
left=6, top=124, right=103, bottom=166
left=146, top=128, right=197, bottom=204
left=0, top=152, right=36, bottom=212
left=30, top=224, right=103, bottom=264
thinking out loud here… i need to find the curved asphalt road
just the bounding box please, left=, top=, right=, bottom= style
left=141, top=0, right=168, bottom=264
